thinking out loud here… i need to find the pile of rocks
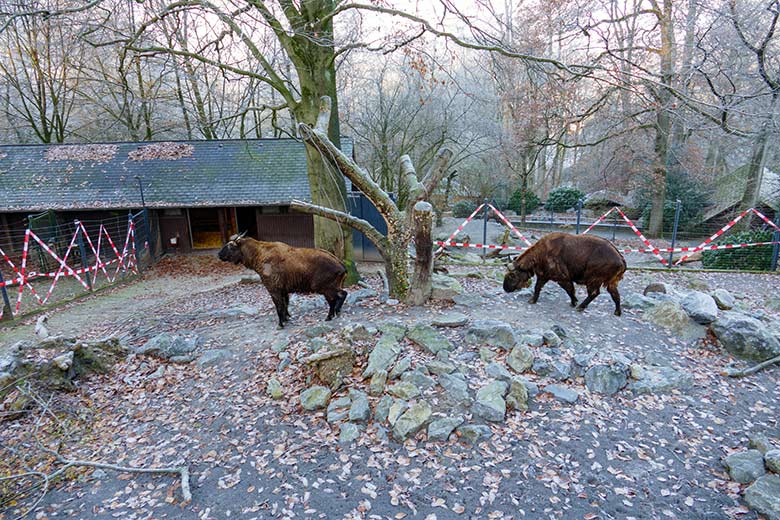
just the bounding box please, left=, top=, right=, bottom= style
left=722, top=435, right=780, bottom=520
left=290, top=313, right=694, bottom=445
left=626, top=283, right=780, bottom=363
left=0, top=335, right=128, bottom=419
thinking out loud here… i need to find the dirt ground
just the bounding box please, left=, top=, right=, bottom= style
left=1, top=255, right=779, bottom=520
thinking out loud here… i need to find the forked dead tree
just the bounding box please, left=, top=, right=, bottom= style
left=291, top=97, right=452, bottom=304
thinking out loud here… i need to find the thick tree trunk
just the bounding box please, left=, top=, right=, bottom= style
left=736, top=123, right=770, bottom=230
left=407, top=202, right=433, bottom=305
left=648, top=0, right=674, bottom=238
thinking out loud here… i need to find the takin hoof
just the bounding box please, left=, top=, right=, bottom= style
left=614, top=310, right=622, bottom=317
left=528, top=299, right=538, bottom=304
left=575, top=306, right=585, bottom=312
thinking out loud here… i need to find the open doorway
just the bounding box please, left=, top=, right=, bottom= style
left=189, top=208, right=234, bottom=249
left=235, top=207, right=259, bottom=239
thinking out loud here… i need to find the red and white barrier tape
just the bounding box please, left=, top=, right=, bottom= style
left=487, top=204, right=533, bottom=246
left=614, top=207, right=669, bottom=266
left=435, top=241, right=528, bottom=251
left=0, top=220, right=139, bottom=319
left=673, top=208, right=778, bottom=265
left=435, top=203, right=485, bottom=254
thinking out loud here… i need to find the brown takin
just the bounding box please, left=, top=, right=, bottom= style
left=218, top=232, right=348, bottom=327
left=503, top=232, right=626, bottom=316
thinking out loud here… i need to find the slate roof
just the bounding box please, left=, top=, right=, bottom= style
left=0, top=138, right=352, bottom=212
left=702, top=166, right=780, bottom=222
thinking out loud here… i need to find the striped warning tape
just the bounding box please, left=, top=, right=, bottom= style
left=434, top=203, right=485, bottom=254
left=0, top=219, right=139, bottom=319
left=614, top=207, right=669, bottom=266
left=673, top=208, right=777, bottom=265
left=435, top=241, right=529, bottom=251
left=487, top=204, right=533, bottom=246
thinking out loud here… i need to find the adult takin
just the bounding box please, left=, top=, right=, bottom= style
left=502, top=232, right=626, bottom=316
left=217, top=232, right=348, bottom=327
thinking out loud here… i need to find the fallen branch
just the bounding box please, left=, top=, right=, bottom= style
left=722, top=354, right=780, bottom=378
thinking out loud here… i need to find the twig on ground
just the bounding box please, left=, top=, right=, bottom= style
left=722, top=354, right=780, bottom=378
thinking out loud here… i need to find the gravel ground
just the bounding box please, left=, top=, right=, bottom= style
left=1, top=256, right=779, bottom=520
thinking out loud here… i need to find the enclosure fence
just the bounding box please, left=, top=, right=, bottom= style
left=0, top=210, right=153, bottom=320
left=436, top=201, right=780, bottom=272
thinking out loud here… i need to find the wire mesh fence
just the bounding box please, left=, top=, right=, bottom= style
left=436, top=201, right=780, bottom=272
left=0, top=210, right=153, bottom=320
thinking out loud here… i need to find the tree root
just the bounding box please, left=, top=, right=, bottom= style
left=721, top=354, right=780, bottom=378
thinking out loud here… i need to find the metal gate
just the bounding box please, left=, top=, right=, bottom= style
left=349, top=192, right=386, bottom=262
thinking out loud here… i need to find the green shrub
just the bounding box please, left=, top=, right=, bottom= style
left=452, top=200, right=478, bottom=218
left=545, top=186, right=585, bottom=212
left=701, top=229, right=775, bottom=271
left=508, top=189, right=541, bottom=215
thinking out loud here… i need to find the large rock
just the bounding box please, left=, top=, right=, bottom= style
left=457, top=424, right=493, bottom=444
left=711, top=312, right=780, bottom=361
left=622, top=293, right=657, bottom=311
left=431, top=274, right=464, bottom=301
left=389, top=381, right=421, bottom=400
left=723, top=450, right=766, bottom=483
left=745, top=475, right=780, bottom=520
left=486, top=362, right=512, bottom=382
left=426, top=360, right=455, bottom=375
left=765, top=450, right=780, bottom=473
left=363, top=334, right=403, bottom=378
left=339, top=423, right=362, bottom=444
left=348, top=389, right=371, bottom=423
left=472, top=381, right=508, bottom=422
left=369, top=370, right=387, bottom=396
left=438, top=373, right=471, bottom=405
left=711, top=289, right=735, bottom=310
left=543, top=330, right=562, bottom=347
left=300, top=386, right=331, bottom=411
left=585, top=363, right=629, bottom=395
left=545, top=384, right=579, bottom=404
left=643, top=282, right=670, bottom=296
left=506, top=378, right=529, bottom=411
left=393, top=401, right=432, bottom=440
left=644, top=301, right=693, bottom=333
left=506, top=345, right=534, bottom=373
left=401, top=369, right=436, bottom=391
left=305, top=348, right=355, bottom=388
left=389, top=356, right=412, bottom=380
left=431, top=312, right=469, bottom=328
left=266, top=378, right=283, bottom=399
left=374, top=395, right=394, bottom=423
left=137, top=333, right=198, bottom=361
left=427, top=416, right=464, bottom=441
left=681, top=291, right=719, bottom=324
left=465, top=320, right=516, bottom=349
left=406, top=324, right=452, bottom=354
left=629, top=365, right=693, bottom=395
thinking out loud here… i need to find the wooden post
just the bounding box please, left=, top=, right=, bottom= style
left=407, top=201, right=433, bottom=306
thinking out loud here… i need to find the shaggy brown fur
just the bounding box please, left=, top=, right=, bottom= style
left=503, top=232, right=627, bottom=316
left=218, top=235, right=347, bottom=327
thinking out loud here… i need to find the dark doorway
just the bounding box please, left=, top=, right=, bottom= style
left=189, top=208, right=222, bottom=249
left=159, top=209, right=191, bottom=253
left=236, top=207, right=259, bottom=239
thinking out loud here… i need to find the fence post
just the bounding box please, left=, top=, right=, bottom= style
left=142, top=207, right=153, bottom=262
left=550, top=207, right=554, bottom=229
left=575, top=199, right=583, bottom=234
left=612, top=213, right=618, bottom=241
left=668, top=200, right=682, bottom=268
left=482, top=198, right=489, bottom=260
left=771, top=212, right=780, bottom=271
left=75, top=220, right=93, bottom=290
left=0, top=270, right=12, bottom=321
left=130, top=212, right=142, bottom=274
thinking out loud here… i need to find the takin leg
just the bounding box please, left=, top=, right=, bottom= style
left=607, top=282, right=622, bottom=316
left=576, top=283, right=601, bottom=312
left=334, top=289, right=347, bottom=315
left=529, top=277, right=548, bottom=304
left=323, top=289, right=339, bottom=321
left=282, top=292, right=291, bottom=321
left=270, top=293, right=287, bottom=328
left=557, top=281, right=578, bottom=307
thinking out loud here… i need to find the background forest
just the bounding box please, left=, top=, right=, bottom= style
left=0, top=0, right=778, bottom=235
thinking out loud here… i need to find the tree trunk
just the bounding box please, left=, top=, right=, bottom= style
left=648, top=0, right=674, bottom=238
left=736, top=121, right=771, bottom=230
left=407, top=201, right=433, bottom=305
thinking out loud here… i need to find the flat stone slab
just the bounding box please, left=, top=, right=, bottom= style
left=545, top=384, right=579, bottom=404
left=430, top=312, right=469, bottom=328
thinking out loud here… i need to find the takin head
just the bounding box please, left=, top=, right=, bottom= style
left=502, top=260, right=533, bottom=293
left=217, top=231, right=248, bottom=265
